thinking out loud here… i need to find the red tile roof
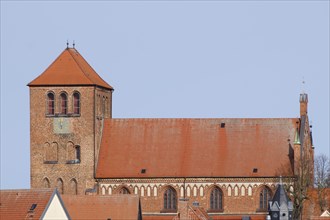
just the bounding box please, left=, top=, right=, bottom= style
left=96, top=118, right=297, bottom=178
left=0, top=189, right=54, bottom=220
left=61, top=194, right=140, bottom=220
left=28, top=48, right=113, bottom=89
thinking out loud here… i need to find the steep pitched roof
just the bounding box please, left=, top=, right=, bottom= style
left=271, top=184, right=293, bottom=210
left=0, top=189, right=54, bottom=220
left=96, top=118, right=297, bottom=178
left=61, top=194, right=141, bottom=220
left=28, top=48, right=113, bottom=89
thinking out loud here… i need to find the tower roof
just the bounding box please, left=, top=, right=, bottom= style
left=28, top=48, right=113, bottom=90
left=271, top=183, right=292, bottom=208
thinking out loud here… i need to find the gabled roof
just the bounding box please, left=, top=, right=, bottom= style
left=96, top=118, right=297, bottom=178
left=61, top=194, right=141, bottom=220
left=0, top=189, right=54, bottom=220
left=28, top=48, right=113, bottom=89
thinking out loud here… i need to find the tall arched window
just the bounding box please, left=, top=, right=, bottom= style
left=119, top=187, right=130, bottom=194
left=45, top=142, right=58, bottom=163
left=259, top=187, right=271, bottom=210
left=73, top=92, right=80, bottom=114
left=43, top=177, right=50, bottom=188
left=60, top=93, right=67, bottom=114
left=210, top=187, right=223, bottom=211
left=57, top=178, right=64, bottom=194
left=47, top=92, right=55, bottom=115
left=163, top=187, right=177, bottom=211
left=70, top=179, right=78, bottom=195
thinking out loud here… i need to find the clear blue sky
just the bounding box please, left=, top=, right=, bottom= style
left=1, top=1, right=329, bottom=189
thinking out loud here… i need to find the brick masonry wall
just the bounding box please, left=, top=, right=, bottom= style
left=30, top=86, right=112, bottom=195
left=99, top=178, right=279, bottom=215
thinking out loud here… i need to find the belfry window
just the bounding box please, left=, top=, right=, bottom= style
left=73, top=92, right=80, bottom=114
left=60, top=93, right=67, bottom=114
left=259, top=187, right=271, bottom=211
left=163, top=187, right=177, bottom=212
left=47, top=92, right=55, bottom=115
left=210, top=187, right=223, bottom=211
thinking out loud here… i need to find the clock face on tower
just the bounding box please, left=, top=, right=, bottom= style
left=53, top=118, right=71, bottom=134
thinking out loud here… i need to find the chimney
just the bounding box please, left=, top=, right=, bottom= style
left=299, top=93, right=308, bottom=116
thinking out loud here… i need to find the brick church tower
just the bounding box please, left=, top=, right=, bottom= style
left=28, top=46, right=113, bottom=195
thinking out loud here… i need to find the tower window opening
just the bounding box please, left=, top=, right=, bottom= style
left=47, top=92, right=55, bottom=115
left=73, top=92, right=80, bottom=115
left=60, top=93, right=67, bottom=115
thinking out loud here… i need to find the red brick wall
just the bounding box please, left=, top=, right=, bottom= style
left=30, top=86, right=112, bottom=195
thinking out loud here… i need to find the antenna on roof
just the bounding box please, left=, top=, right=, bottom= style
left=66, top=40, right=69, bottom=49
left=73, top=40, right=75, bottom=48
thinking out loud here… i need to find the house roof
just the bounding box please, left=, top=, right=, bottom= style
left=96, top=118, right=297, bottom=178
left=61, top=194, right=140, bottom=220
left=0, top=189, right=54, bottom=220
left=28, top=48, right=113, bottom=89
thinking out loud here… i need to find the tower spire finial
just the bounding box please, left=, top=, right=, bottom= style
left=302, top=76, right=305, bottom=93
left=73, top=40, right=75, bottom=48
left=66, top=40, right=69, bottom=49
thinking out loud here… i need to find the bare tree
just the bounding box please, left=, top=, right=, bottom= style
left=314, top=154, right=330, bottom=212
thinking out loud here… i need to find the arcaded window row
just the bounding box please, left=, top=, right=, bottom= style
left=43, top=177, right=78, bottom=195
left=44, top=142, right=80, bottom=164
left=101, top=185, right=272, bottom=212
left=47, top=91, right=80, bottom=116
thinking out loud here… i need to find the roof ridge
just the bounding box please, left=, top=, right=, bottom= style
left=68, top=48, right=112, bottom=89
left=67, top=48, right=95, bottom=85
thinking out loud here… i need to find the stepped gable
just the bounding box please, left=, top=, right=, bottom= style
left=28, top=48, right=113, bottom=90
left=96, top=118, right=297, bottom=178
left=0, top=189, right=54, bottom=220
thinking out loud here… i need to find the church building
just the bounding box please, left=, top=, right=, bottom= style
left=28, top=46, right=314, bottom=219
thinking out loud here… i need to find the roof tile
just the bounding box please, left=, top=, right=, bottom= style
left=96, top=118, right=297, bottom=178
left=28, top=48, right=113, bottom=89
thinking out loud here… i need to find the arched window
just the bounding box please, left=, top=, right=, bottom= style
left=43, top=177, right=50, bottom=188
left=60, top=93, right=67, bottom=114
left=47, top=92, right=55, bottom=115
left=259, top=187, right=271, bottom=210
left=57, top=178, right=64, bottom=194
left=73, top=92, right=80, bottom=114
left=210, top=187, right=223, bottom=211
left=45, top=142, right=58, bottom=163
left=67, top=142, right=80, bottom=164
left=163, top=187, right=177, bottom=211
left=70, top=179, right=78, bottom=195
left=119, top=187, right=130, bottom=194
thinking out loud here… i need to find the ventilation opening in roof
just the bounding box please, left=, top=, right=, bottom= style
left=253, top=168, right=258, bottom=173
left=141, top=169, right=146, bottom=174
left=220, top=123, right=225, bottom=128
